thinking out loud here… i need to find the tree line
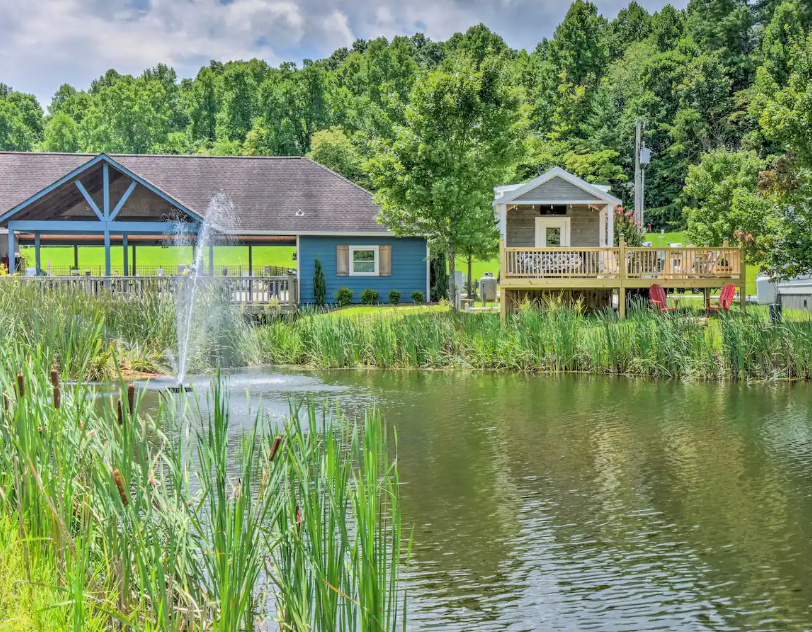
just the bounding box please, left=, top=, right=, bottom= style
left=2, top=0, right=812, bottom=283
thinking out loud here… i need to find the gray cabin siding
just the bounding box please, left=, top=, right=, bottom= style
left=513, top=177, right=602, bottom=202
left=506, top=206, right=599, bottom=248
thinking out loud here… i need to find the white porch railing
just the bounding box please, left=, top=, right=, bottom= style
left=0, top=275, right=298, bottom=307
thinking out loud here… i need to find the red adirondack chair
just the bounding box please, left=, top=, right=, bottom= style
left=649, top=284, right=679, bottom=312
left=706, top=283, right=736, bottom=315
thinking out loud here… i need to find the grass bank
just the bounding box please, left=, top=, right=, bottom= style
left=0, top=351, right=407, bottom=631
left=258, top=304, right=812, bottom=381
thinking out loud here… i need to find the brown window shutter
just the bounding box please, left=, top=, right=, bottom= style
left=379, top=245, right=392, bottom=276
left=336, top=245, right=349, bottom=276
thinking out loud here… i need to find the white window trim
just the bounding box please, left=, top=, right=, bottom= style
left=349, top=245, right=380, bottom=276
left=535, top=217, right=571, bottom=247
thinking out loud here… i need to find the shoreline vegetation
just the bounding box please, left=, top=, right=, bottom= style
left=1, top=284, right=811, bottom=382
left=0, top=352, right=407, bottom=631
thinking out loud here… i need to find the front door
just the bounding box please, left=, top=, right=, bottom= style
left=535, top=217, right=571, bottom=247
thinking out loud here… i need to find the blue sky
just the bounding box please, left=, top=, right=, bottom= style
left=0, top=0, right=688, bottom=107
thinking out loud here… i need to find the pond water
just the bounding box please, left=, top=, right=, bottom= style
left=140, top=369, right=812, bottom=632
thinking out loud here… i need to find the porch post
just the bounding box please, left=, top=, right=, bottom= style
left=7, top=230, right=14, bottom=274
left=248, top=244, right=253, bottom=302
left=599, top=208, right=607, bottom=247
left=607, top=204, right=615, bottom=246
left=34, top=232, right=41, bottom=275
left=73, top=244, right=79, bottom=269
left=104, top=229, right=111, bottom=277
left=122, top=234, right=129, bottom=276
left=208, top=244, right=214, bottom=275
left=132, top=244, right=137, bottom=276
left=498, top=204, right=507, bottom=240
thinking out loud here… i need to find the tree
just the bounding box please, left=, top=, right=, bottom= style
left=757, top=31, right=812, bottom=167
left=683, top=148, right=772, bottom=263
left=549, top=1, right=609, bottom=87
left=41, top=111, right=80, bottom=152
left=0, top=88, right=43, bottom=150
left=308, top=127, right=368, bottom=187
left=313, top=258, right=326, bottom=306
left=80, top=74, right=171, bottom=153
left=369, top=54, right=523, bottom=308
left=188, top=66, right=220, bottom=144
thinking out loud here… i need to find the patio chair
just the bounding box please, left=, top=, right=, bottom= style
left=649, top=284, right=679, bottom=312
left=706, top=283, right=736, bottom=315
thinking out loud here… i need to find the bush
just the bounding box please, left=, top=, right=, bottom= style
left=313, top=258, right=326, bottom=306
left=361, top=289, right=379, bottom=305
left=388, top=290, right=401, bottom=305
left=411, top=291, right=424, bottom=305
left=335, top=287, right=353, bottom=307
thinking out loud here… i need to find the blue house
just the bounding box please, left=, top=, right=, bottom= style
left=0, top=152, right=429, bottom=305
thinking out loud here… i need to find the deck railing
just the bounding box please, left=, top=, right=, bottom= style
left=502, top=242, right=744, bottom=281
left=0, top=275, right=298, bottom=307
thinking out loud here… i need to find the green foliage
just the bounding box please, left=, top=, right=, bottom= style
left=313, top=258, right=326, bottom=306
left=361, top=288, right=379, bottom=304
left=388, top=289, right=401, bottom=305
left=614, top=206, right=645, bottom=245
left=335, top=286, right=353, bottom=306
left=370, top=53, right=523, bottom=306
left=2, top=0, right=812, bottom=239
left=411, top=291, right=425, bottom=305
left=683, top=148, right=772, bottom=263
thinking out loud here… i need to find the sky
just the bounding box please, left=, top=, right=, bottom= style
left=0, top=0, right=688, bottom=107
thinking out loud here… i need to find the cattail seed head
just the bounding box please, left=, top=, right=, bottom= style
left=269, top=435, right=283, bottom=462
left=127, top=384, right=135, bottom=415
left=53, top=386, right=61, bottom=409
left=16, top=373, right=24, bottom=399
left=112, top=469, right=129, bottom=507
left=50, top=369, right=59, bottom=388
left=117, top=400, right=123, bottom=426
left=295, top=504, right=303, bottom=532
left=3, top=392, right=8, bottom=411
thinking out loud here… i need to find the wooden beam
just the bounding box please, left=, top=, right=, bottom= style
left=7, top=230, right=14, bottom=274
left=75, top=180, right=104, bottom=221
left=104, top=229, right=111, bottom=277
left=110, top=180, right=137, bottom=221
left=103, top=163, right=110, bottom=218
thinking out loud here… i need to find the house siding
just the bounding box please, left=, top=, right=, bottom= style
left=513, top=176, right=602, bottom=202
left=506, top=206, right=600, bottom=248
left=299, top=235, right=428, bottom=304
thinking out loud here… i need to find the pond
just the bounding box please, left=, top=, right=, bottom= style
left=140, top=369, right=812, bottom=632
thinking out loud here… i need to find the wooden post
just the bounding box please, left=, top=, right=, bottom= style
left=499, top=237, right=506, bottom=324
left=73, top=244, right=79, bottom=269
left=208, top=245, right=214, bottom=276
left=619, top=236, right=627, bottom=318
left=104, top=229, right=111, bottom=277
left=740, top=244, right=747, bottom=310
left=34, top=232, right=41, bottom=275
left=248, top=244, right=253, bottom=302
left=122, top=234, right=128, bottom=276
left=132, top=244, right=137, bottom=276
left=7, top=230, right=13, bottom=274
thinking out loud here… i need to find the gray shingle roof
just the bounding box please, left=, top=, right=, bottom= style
left=0, top=152, right=389, bottom=235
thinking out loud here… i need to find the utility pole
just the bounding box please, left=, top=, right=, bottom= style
left=634, top=119, right=643, bottom=226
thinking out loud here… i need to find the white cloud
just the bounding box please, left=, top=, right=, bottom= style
left=0, top=0, right=687, bottom=107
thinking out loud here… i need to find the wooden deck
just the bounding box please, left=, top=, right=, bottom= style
left=0, top=275, right=299, bottom=311
left=499, top=239, right=746, bottom=318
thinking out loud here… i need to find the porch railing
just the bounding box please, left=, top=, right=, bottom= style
left=501, top=241, right=744, bottom=281
left=0, top=275, right=299, bottom=307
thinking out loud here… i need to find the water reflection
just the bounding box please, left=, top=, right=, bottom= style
left=135, top=369, right=812, bottom=631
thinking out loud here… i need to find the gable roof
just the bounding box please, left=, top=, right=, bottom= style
left=494, top=167, right=622, bottom=206
left=0, top=152, right=389, bottom=235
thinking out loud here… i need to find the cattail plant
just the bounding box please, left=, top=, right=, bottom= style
left=127, top=384, right=135, bottom=414
left=50, top=369, right=60, bottom=409
left=16, top=372, right=24, bottom=399
left=112, top=468, right=129, bottom=507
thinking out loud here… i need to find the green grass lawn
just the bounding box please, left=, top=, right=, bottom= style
left=22, top=245, right=296, bottom=274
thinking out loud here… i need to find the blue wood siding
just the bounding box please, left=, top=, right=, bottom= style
left=299, top=236, right=428, bottom=304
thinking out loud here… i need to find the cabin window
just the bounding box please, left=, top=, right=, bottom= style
left=349, top=246, right=379, bottom=276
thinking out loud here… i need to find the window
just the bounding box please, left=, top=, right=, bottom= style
left=349, top=246, right=379, bottom=276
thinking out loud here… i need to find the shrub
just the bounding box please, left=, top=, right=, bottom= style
left=335, top=286, right=353, bottom=306
left=388, top=290, right=401, bottom=305
left=411, top=291, right=424, bottom=305
left=313, top=258, right=326, bottom=306
left=361, top=289, right=379, bottom=305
